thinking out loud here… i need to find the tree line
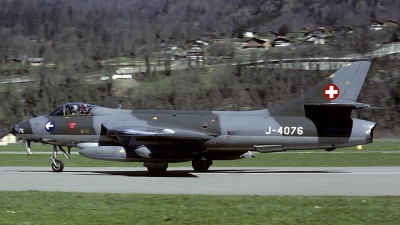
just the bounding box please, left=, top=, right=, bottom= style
left=1, top=0, right=400, bottom=66
left=0, top=0, right=399, bottom=136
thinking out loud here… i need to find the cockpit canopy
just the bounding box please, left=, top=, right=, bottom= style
left=49, top=102, right=97, bottom=116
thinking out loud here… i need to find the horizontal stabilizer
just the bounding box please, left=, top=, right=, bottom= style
left=304, top=102, right=370, bottom=109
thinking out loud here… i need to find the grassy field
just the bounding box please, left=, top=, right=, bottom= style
left=0, top=140, right=400, bottom=168
left=1, top=141, right=399, bottom=224
left=2, top=150, right=400, bottom=168
left=1, top=191, right=399, bottom=225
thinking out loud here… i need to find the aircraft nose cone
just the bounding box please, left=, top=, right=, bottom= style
left=10, top=125, right=16, bottom=135
left=12, top=120, right=32, bottom=137
left=11, top=124, right=19, bottom=136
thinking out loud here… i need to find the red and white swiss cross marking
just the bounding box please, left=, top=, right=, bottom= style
left=323, top=84, right=340, bottom=100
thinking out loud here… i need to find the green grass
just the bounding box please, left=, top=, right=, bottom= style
left=1, top=139, right=395, bottom=152
left=1, top=151, right=399, bottom=168
left=1, top=141, right=399, bottom=224
left=0, top=139, right=400, bottom=168
left=0, top=192, right=399, bottom=225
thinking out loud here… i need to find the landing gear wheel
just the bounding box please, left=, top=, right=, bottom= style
left=51, top=159, right=64, bottom=172
left=192, top=158, right=212, bottom=172
left=147, top=168, right=167, bottom=176
left=143, top=162, right=168, bottom=176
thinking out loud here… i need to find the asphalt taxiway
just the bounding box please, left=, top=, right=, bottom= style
left=1, top=166, right=399, bottom=195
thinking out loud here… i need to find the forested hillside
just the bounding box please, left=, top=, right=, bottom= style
left=0, top=0, right=400, bottom=136
left=1, top=0, right=400, bottom=63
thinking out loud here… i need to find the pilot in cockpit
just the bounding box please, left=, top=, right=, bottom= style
left=79, top=104, right=89, bottom=114
left=62, top=103, right=93, bottom=115
left=70, top=104, right=79, bottom=115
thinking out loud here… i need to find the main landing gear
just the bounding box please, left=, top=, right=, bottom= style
left=192, top=157, right=212, bottom=172
left=143, top=157, right=213, bottom=176
left=50, top=145, right=71, bottom=172
left=144, top=162, right=168, bottom=176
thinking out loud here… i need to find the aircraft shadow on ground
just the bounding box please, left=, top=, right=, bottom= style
left=14, top=170, right=199, bottom=178
left=206, top=169, right=349, bottom=174
left=13, top=168, right=349, bottom=178
left=89, top=170, right=198, bottom=178
left=82, top=169, right=349, bottom=177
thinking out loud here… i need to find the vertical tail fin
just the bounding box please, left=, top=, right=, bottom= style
left=269, top=61, right=371, bottom=116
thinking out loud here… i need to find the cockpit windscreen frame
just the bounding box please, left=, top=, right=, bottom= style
left=49, top=103, right=96, bottom=116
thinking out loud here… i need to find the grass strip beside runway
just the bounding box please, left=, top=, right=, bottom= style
left=1, top=151, right=400, bottom=167
left=1, top=191, right=399, bottom=225
left=1, top=138, right=400, bottom=153
left=1, top=139, right=400, bottom=167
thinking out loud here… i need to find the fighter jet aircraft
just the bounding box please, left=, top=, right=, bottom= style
left=12, top=61, right=376, bottom=175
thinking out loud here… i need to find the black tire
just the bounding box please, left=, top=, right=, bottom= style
left=192, top=159, right=211, bottom=172
left=147, top=167, right=167, bottom=176
left=51, top=159, right=64, bottom=172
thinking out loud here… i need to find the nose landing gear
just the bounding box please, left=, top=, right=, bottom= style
left=50, top=145, right=71, bottom=172
left=51, top=159, right=64, bottom=172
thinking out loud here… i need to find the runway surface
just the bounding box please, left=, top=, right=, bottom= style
left=1, top=166, right=399, bottom=196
